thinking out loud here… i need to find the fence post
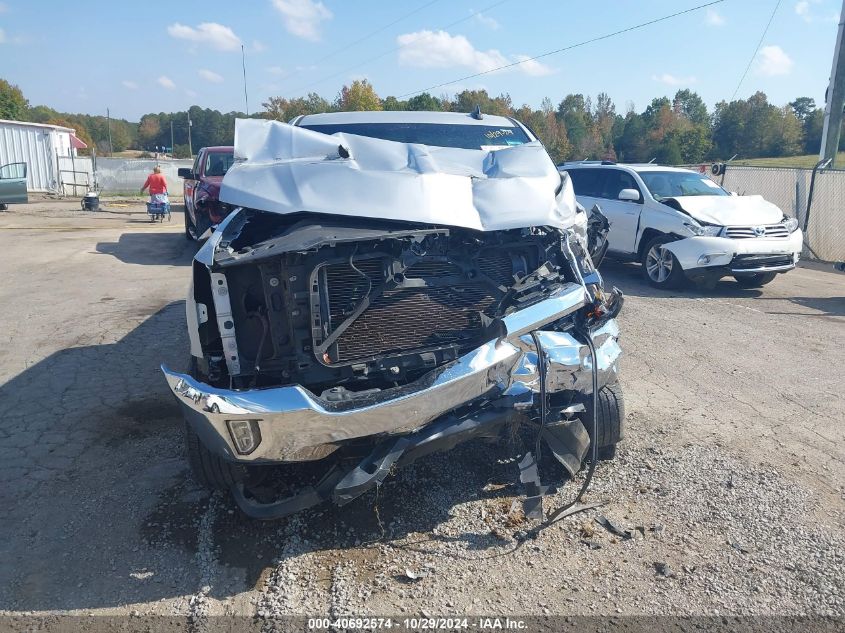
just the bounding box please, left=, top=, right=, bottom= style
left=804, top=158, right=832, bottom=233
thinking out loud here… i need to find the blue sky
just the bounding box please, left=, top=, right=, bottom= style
left=0, top=0, right=840, bottom=121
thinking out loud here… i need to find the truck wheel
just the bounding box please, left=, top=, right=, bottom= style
left=641, top=236, right=684, bottom=289
left=184, top=422, right=249, bottom=490
left=0, top=204, right=8, bottom=211
left=733, top=272, right=777, bottom=288
left=184, top=207, right=197, bottom=241
left=582, top=382, right=625, bottom=461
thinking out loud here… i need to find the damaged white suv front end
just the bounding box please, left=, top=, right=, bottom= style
left=560, top=163, right=803, bottom=289
left=162, top=114, right=624, bottom=519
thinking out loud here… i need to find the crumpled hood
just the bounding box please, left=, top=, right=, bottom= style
left=666, top=194, right=783, bottom=226
left=219, top=118, right=578, bottom=232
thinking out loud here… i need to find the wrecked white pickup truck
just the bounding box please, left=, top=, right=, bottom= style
left=162, top=112, right=624, bottom=519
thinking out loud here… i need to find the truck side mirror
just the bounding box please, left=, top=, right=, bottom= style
left=178, top=168, right=194, bottom=179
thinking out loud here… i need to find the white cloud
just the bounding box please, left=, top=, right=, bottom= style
left=157, top=76, right=176, bottom=90
left=795, top=0, right=835, bottom=23
left=472, top=11, right=500, bottom=30
left=198, top=69, right=224, bottom=83
left=398, top=30, right=507, bottom=72
left=756, top=45, right=794, bottom=76
left=167, top=22, right=241, bottom=51
left=652, top=73, right=697, bottom=86
left=397, top=30, right=551, bottom=77
left=267, top=65, right=287, bottom=76
left=271, top=0, right=332, bottom=41
left=122, top=80, right=138, bottom=90
left=705, top=8, right=725, bottom=26
left=252, top=39, right=267, bottom=52
left=514, top=55, right=554, bottom=77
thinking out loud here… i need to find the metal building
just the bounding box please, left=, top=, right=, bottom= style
left=0, top=119, right=88, bottom=192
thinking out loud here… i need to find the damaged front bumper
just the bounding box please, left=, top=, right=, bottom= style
left=663, top=230, right=803, bottom=277
left=162, top=283, right=621, bottom=470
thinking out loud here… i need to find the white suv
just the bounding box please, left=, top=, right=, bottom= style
left=558, top=162, right=803, bottom=288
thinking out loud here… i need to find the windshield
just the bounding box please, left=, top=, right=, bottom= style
left=299, top=122, right=531, bottom=150
left=639, top=171, right=728, bottom=200
left=204, top=151, right=235, bottom=177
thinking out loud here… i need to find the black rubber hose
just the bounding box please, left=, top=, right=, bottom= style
left=529, top=331, right=548, bottom=464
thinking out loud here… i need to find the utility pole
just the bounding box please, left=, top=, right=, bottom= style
left=187, top=114, right=193, bottom=158
left=106, top=107, right=113, bottom=156
left=241, top=44, right=250, bottom=116
left=820, top=0, right=845, bottom=166
left=170, top=120, right=175, bottom=158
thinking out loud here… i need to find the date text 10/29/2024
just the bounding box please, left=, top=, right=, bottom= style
left=307, top=617, right=528, bottom=630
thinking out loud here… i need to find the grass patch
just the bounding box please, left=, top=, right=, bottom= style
left=731, top=153, right=845, bottom=169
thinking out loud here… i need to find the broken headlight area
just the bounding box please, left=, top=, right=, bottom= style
left=193, top=209, right=599, bottom=394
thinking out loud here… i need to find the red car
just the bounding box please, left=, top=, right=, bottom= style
left=178, top=146, right=235, bottom=240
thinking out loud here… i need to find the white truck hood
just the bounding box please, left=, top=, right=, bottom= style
left=219, top=118, right=578, bottom=232
left=666, top=194, right=784, bottom=226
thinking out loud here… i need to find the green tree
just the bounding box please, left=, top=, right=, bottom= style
left=381, top=96, right=407, bottom=111
left=557, top=94, right=591, bottom=156
left=673, top=89, right=710, bottom=127
left=788, top=97, right=816, bottom=121
left=803, top=109, right=824, bottom=154
left=337, top=79, right=382, bottom=111
left=138, top=114, right=161, bottom=149
left=406, top=92, right=441, bottom=111
left=0, top=78, right=29, bottom=120
left=451, top=89, right=512, bottom=116
left=262, top=93, right=332, bottom=121
left=28, top=104, right=59, bottom=123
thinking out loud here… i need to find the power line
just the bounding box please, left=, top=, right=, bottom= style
left=398, top=0, right=727, bottom=99
left=730, top=0, right=782, bottom=101
left=290, top=0, right=513, bottom=95
left=282, top=0, right=443, bottom=86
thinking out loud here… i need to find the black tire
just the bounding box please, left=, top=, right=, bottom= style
left=640, top=236, right=684, bottom=289
left=582, top=382, right=625, bottom=461
left=184, top=206, right=197, bottom=241
left=184, top=421, right=249, bottom=490
left=733, top=272, right=777, bottom=288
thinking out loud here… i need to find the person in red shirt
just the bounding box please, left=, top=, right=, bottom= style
left=141, top=165, right=169, bottom=203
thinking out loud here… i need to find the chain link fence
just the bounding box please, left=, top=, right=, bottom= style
left=682, top=164, right=845, bottom=262
left=94, top=157, right=193, bottom=193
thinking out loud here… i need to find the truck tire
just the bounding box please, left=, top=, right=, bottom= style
left=184, top=206, right=197, bottom=241
left=733, top=272, right=777, bottom=288
left=582, top=382, right=625, bottom=461
left=184, top=421, right=249, bottom=490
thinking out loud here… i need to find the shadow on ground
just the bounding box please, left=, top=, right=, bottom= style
left=599, top=259, right=766, bottom=299
left=95, top=224, right=197, bottom=266
left=0, top=302, right=191, bottom=611
left=1, top=299, right=558, bottom=611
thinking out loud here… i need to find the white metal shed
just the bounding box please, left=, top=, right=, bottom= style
left=0, top=119, right=87, bottom=192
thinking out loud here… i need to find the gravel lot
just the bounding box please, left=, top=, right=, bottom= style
left=0, top=200, right=843, bottom=624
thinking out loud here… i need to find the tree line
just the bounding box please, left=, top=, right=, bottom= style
left=0, top=76, right=831, bottom=164
left=262, top=80, right=827, bottom=165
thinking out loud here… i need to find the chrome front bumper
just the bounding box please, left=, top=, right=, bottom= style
left=162, top=283, right=622, bottom=463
